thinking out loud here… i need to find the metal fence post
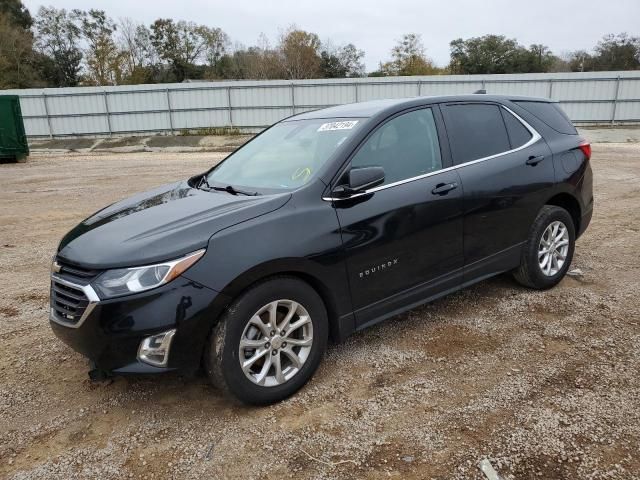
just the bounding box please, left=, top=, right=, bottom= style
left=165, top=89, right=174, bottom=134
left=290, top=83, right=296, bottom=115
left=548, top=79, right=554, bottom=100
left=354, top=83, right=359, bottom=103
left=42, top=92, right=53, bottom=139
left=227, top=87, right=233, bottom=127
left=103, top=91, right=112, bottom=136
left=417, top=80, right=422, bottom=96
left=611, top=76, right=621, bottom=124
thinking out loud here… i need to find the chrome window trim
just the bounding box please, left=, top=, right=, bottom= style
left=50, top=273, right=100, bottom=329
left=322, top=105, right=541, bottom=202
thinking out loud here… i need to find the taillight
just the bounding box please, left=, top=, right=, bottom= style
left=578, top=141, right=591, bottom=160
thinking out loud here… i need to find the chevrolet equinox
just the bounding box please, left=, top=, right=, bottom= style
left=50, top=95, right=593, bottom=404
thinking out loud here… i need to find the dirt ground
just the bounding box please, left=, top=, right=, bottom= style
left=0, top=145, right=639, bottom=480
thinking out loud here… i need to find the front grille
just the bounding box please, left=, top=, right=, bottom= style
left=50, top=279, right=90, bottom=325
left=56, top=258, right=101, bottom=280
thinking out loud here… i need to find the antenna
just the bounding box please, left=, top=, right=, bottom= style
left=473, top=89, right=487, bottom=94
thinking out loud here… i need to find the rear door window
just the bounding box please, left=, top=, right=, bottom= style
left=501, top=108, right=533, bottom=149
left=513, top=101, right=577, bottom=135
left=442, top=103, right=511, bottom=164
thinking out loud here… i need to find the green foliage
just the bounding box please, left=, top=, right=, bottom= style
left=0, top=12, right=41, bottom=88
left=375, top=34, right=442, bottom=76
left=1, top=1, right=639, bottom=90
left=33, top=6, right=83, bottom=86
left=320, top=43, right=365, bottom=78
left=75, top=9, right=123, bottom=85
left=149, top=19, right=228, bottom=82
left=278, top=27, right=322, bottom=79
left=449, top=34, right=559, bottom=74
left=595, top=33, right=640, bottom=70
left=566, top=34, right=640, bottom=72
left=0, top=0, right=31, bottom=29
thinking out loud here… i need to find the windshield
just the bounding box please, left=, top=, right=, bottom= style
left=205, top=118, right=363, bottom=191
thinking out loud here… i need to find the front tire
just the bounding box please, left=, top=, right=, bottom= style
left=204, top=277, right=328, bottom=405
left=513, top=205, right=576, bottom=289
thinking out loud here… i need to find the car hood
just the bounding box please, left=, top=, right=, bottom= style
left=57, top=180, right=291, bottom=269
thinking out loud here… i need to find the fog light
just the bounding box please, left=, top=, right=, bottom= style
left=137, top=329, right=176, bottom=367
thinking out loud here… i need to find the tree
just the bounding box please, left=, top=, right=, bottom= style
left=0, top=0, right=31, bottom=29
left=449, top=34, right=557, bottom=74
left=278, top=27, right=322, bottom=79
left=0, top=1, right=47, bottom=88
left=320, top=43, right=365, bottom=78
left=117, top=18, right=154, bottom=84
left=0, top=12, right=40, bottom=88
left=202, top=26, right=229, bottom=68
left=593, top=33, right=640, bottom=70
left=150, top=19, right=214, bottom=81
left=216, top=34, right=286, bottom=80
left=75, top=9, right=123, bottom=85
left=566, top=34, right=640, bottom=72
left=450, top=35, right=520, bottom=74
left=566, top=50, right=596, bottom=72
left=377, top=33, right=438, bottom=76
left=33, top=6, right=83, bottom=86
left=524, top=44, right=557, bottom=73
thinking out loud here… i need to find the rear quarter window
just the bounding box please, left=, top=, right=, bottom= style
left=513, top=101, right=577, bottom=135
left=501, top=109, right=533, bottom=148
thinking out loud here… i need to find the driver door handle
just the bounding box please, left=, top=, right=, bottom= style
left=431, top=182, right=458, bottom=195
left=526, top=155, right=545, bottom=166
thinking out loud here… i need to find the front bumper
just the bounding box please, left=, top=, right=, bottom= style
left=50, top=276, right=229, bottom=376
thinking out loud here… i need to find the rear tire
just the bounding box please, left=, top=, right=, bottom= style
left=513, top=205, right=576, bottom=289
left=204, top=277, right=328, bottom=405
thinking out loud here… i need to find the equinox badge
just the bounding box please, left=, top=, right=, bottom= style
left=359, top=258, right=399, bottom=279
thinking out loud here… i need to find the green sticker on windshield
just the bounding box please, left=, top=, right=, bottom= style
left=317, top=121, right=359, bottom=132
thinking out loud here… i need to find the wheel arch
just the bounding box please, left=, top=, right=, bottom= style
left=545, top=192, right=581, bottom=234
left=216, top=260, right=347, bottom=344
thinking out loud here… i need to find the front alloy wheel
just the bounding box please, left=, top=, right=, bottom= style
left=239, top=300, right=313, bottom=386
left=204, top=277, right=328, bottom=405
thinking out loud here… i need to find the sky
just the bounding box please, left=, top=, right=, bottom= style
left=23, top=0, right=640, bottom=70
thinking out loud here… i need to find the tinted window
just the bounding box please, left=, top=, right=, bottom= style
left=501, top=108, right=532, bottom=148
left=443, top=104, right=511, bottom=164
left=514, top=101, right=577, bottom=135
left=351, top=108, right=442, bottom=185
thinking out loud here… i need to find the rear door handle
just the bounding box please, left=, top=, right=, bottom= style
left=526, top=155, right=545, bottom=166
left=431, top=182, right=458, bottom=195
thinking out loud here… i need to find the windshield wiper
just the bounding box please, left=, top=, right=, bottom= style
left=211, top=185, right=260, bottom=196
left=198, top=176, right=260, bottom=196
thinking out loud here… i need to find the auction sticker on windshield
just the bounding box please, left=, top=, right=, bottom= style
left=317, top=120, right=359, bottom=132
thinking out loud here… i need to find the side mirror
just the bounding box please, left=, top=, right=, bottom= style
left=332, top=166, right=385, bottom=198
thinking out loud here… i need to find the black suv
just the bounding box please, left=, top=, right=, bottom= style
left=50, top=95, right=593, bottom=404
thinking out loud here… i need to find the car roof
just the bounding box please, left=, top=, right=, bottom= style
left=286, top=94, right=553, bottom=121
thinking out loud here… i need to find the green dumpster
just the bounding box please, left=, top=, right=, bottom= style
left=0, top=95, right=29, bottom=162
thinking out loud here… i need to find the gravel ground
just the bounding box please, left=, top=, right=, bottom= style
left=0, top=145, right=639, bottom=480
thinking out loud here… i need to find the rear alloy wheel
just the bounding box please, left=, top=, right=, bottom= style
left=513, top=205, right=576, bottom=289
left=537, top=220, right=570, bottom=277
left=205, top=277, right=328, bottom=405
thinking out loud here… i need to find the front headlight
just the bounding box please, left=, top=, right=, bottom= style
left=92, top=249, right=205, bottom=299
